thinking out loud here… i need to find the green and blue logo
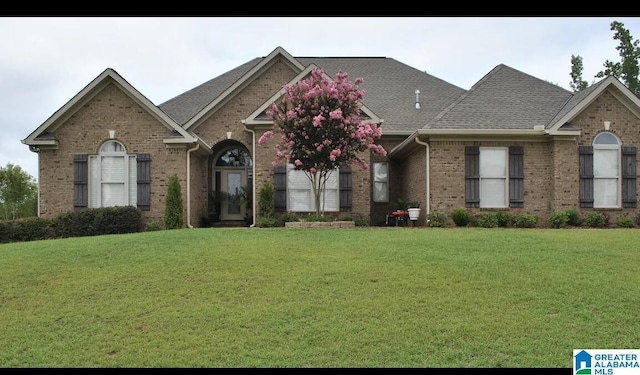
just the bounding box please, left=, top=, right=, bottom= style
left=574, top=349, right=640, bottom=375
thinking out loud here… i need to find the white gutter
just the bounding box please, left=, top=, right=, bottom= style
left=186, top=143, right=199, bottom=228
left=414, top=137, right=430, bottom=216
left=242, top=121, right=257, bottom=227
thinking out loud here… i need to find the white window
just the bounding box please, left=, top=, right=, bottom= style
left=593, top=132, right=621, bottom=208
left=479, top=147, right=508, bottom=208
left=373, top=162, right=389, bottom=202
left=89, top=140, right=137, bottom=207
left=287, top=163, right=339, bottom=212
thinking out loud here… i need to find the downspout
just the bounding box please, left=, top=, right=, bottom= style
left=414, top=136, right=430, bottom=216
left=186, top=142, right=199, bottom=228
left=243, top=123, right=257, bottom=227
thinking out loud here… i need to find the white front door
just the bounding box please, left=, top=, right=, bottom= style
left=220, top=169, right=246, bottom=221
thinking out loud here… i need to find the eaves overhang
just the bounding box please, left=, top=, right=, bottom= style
left=388, top=128, right=552, bottom=159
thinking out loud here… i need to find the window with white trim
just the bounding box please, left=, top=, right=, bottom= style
left=89, top=140, right=137, bottom=207
left=287, top=163, right=339, bottom=212
left=479, top=147, right=508, bottom=208
left=593, top=132, right=621, bottom=207
left=372, top=162, right=388, bottom=202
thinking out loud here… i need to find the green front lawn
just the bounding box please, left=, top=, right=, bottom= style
left=1, top=227, right=637, bottom=367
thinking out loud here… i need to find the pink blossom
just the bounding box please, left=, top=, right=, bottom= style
left=329, top=109, right=342, bottom=120
left=258, top=130, right=274, bottom=145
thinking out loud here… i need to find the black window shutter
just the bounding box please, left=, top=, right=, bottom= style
left=579, top=146, right=594, bottom=208
left=339, top=166, right=352, bottom=210
left=509, top=146, right=524, bottom=208
left=465, top=146, right=480, bottom=208
left=622, top=146, right=637, bottom=208
left=274, top=166, right=287, bottom=212
left=73, top=154, right=88, bottom=209
left=137, top=153, right=151, bottom=211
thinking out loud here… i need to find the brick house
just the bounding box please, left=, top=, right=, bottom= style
left=22, top=46, right=639, bottom=227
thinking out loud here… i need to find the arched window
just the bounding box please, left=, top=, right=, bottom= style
left=89, top=140, right=137, bottom=207
left=592, top=132, right=621, bottom=207
left=216, top=148, right=252, bottom=167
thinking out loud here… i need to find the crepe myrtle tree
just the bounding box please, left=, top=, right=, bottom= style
left=258, top=67, right=387, bottom=217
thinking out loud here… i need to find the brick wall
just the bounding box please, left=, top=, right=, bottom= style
left=38, top=83, right=189, bottom=226
left=566, top=89, right=640, bottom=223
left=428, top=139, right=554, bottom=226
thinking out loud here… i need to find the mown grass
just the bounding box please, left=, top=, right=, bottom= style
left=1, top=227, right=638, bottom=367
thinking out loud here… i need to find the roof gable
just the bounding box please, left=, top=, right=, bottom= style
left=243, top=64, right=382, bottom=127
left=547, top=76, right=640, bottom=135
left=22, top=68, right=196, bottom=147
left=179, top=46, right=306, bottom=131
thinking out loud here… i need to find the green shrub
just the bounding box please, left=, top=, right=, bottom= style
left=145, top=220, right=164, bottom=231
left=51, top=206, right=143, bottom=239
left=426, top=210, right=447, bottom=227
left=495, top=211, right=512, bottom=227
left=0, top=217, right=53, bottom=243
left=548, top=210, right=569, bottom=229
left=476, top=212, right=498, bottom=228
left=353, top=215, right=370, bottom=227
left=451, top=208, right=473, bottom=227
left=258, top=182, right=276, bottom=227
left=565, top=210, right=581, bottom=226
left=339, top=212, right=370, bottom=227
left=615, top=216, right=635, bottom=228
left=583, top=211, right=607, bottom=228
left=513, top=213, right=538, bottom=228
left=164, top=174, right=183, bottom=229
left=303, top=213, right=332, bottom=222
left=256, top=216, right=278, bottom=228
left=280, top=211, right=299, bottom=223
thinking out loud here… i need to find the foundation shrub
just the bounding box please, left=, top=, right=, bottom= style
left=615, top=216, right=635, bottom=228
left=495, top=211, right=512, bottom=227
left=513, top=213, right=538, bottom=228
left=582, top=211, right=608, bottom=228
left=426, top=210, right=447, bottom=227
left=476, top=212, right=498, bottom=228
left=451, top=208, right=473, bottom=227
left=548, top=210, right=569, bottom=229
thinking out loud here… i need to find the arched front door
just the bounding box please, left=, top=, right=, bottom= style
left=212, top=144, right=253, bottom=222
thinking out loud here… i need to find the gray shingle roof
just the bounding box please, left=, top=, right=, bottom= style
left=158, top=55, right=466, bottom=134
left=426, top=64, right=574, bottom=130
left=158, top=58, right=261, bottom=125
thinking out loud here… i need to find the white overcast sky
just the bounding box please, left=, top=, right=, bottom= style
left=2, top=16, right=639, bottom=181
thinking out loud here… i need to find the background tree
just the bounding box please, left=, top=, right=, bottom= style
left=569, top=54, right=589, bottom=92
left=571, top=20, right=640, bottom=96
left=0, top=163, right=37, bottom=220
left=258, top=67, right=387, bottom=217
left=595, top=21, right=640, bottom=96
left=164, top=174, right=183, bottom=229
